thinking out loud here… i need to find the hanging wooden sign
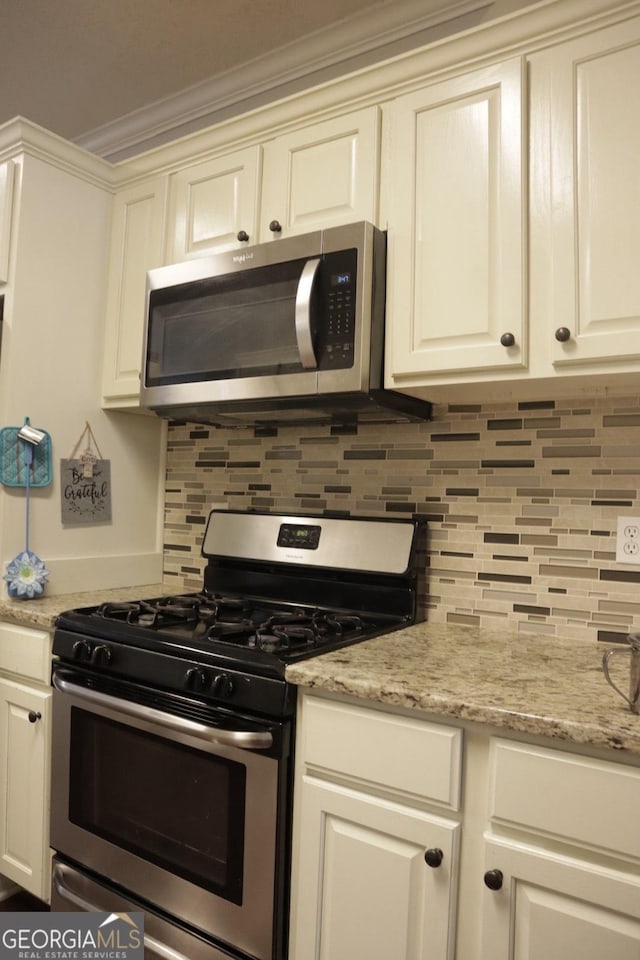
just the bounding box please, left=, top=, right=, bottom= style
left=61, top=422, right=112, bottom=525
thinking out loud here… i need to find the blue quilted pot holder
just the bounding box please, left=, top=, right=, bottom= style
left=0, top=425, right=52, bottom=487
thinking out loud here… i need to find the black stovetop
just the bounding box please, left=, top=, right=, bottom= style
left=53, top=510, right=425, bottom=719
left=55, top=591, right=405, bottom=669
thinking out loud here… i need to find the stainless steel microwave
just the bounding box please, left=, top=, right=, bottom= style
left=140, top=221, right=431, bottom=425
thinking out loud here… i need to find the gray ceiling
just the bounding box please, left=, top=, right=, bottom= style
left=0, top=0, right=408, bottom=142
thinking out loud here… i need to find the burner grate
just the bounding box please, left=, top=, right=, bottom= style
left=89, top=593, right=383, bottom=661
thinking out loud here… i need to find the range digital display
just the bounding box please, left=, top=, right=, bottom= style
left=277, top=523, right=321, bottom=550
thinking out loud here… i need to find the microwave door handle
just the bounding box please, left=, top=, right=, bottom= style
left=52, top=672, right=273, bottom=750
left=295, top=257, right=321, bottom=368
left=53, top=863, right=191, bottom=960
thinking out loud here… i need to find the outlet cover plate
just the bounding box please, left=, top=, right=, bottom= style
left=615, top=516, right=640, bottom=564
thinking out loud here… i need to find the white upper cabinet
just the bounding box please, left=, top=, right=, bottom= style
left=167, top=145, right=261, bottom=260
left=383, top=59, right=526, bottom=385
left=167, top=107, right=379, bottom=262
left=0, top=160, right=16, bottom=284
left=101, top=2, right=640, bottom=409
left=384, top=13, right=640, bottom=401
left=102, top=175, right=168, bottom=408
left=259, top=107, right=379, bottom=240
left=529, top=17, right=640, bottom=375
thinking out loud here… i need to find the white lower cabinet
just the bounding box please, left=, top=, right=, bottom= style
left=481, top=838, right=640, bottom=959
left=289, top=694, right=462, bottom=960
left=0, top=623, right=52, bottom=902
left=289, top=695, right=640, bottom=960
left=479, top=738, right=640, bottom=959
left=293, top=779, right=459, bottom=960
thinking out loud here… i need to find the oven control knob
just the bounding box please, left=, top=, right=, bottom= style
left=91, top=644, right=112, bottom=666
left=72, top=639, right=92, bottom=661
left=185, top=667, right=210, bottom=691
left=212, top=673, right=234, bottom=698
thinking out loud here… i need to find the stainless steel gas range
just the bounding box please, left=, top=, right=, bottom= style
left=50, top=509, right=426, bottom=960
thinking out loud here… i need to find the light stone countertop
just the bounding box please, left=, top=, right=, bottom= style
left=3, top=592, right=638, bottom=758
left=285, top=621, right=640, bottom=758
left=0, top=585, right=165, bottom=630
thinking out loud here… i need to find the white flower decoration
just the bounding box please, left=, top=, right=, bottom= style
left=4, top=551, right=49, bottom=599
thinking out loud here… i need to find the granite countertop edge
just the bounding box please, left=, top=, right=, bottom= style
left=285, top=621, right=640, bottom=758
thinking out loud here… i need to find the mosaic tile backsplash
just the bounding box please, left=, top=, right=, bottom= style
left=163, top=394, right=640, bottom=644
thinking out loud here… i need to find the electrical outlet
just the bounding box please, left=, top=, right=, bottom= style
left=615, top=516, right=640, bottom=563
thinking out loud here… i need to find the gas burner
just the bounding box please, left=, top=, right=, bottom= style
left=156, top=595, right=205, bottom=616
left=251, top=610, right=366, bottom=655
left=198, top=619, right=255, bottom=642
left=96, top=598, right=201, bottom=629
left=202, top=595, right=252, bottom=624
left=317, top=613, right=364, bottom=635
left=255, top=625, right=317, bottom=654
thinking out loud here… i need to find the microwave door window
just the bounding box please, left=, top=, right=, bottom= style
left=147, top=259, right=318, bottom=385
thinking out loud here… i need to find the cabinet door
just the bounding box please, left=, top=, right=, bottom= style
left=481, top=838, right=640, bottom=960
left=168, top=146, right=260, bottom=260
left=0, top=159, right=16, bottom=284
left=260, top=107, right=379, bottom=240
left=101, top=175, right=167, bottom=408
left=531, top=19, right=640, bottom=371
left=291, top=778, right=459, bottom=960
left=0, top=678, right=51, bottom=901
left=384, top=59, right=526, bottom=382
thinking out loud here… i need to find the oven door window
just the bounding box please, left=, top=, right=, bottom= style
left=68, top=709, right=246, bottom=904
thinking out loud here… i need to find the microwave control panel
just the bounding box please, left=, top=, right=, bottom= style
left=318, top=249, right=357, bottom=369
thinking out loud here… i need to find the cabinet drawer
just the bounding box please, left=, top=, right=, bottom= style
left=301, top=695, right=462, bottom=809
left=0, top=622, right=51, bottom=684
left=489, top=738, right=640, bottom=861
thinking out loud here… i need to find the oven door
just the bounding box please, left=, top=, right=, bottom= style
left=50, top=665, right=291, bottom=960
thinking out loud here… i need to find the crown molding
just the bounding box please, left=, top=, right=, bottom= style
left=0, top=116, right=113, bottom=188
left=75, top=0, right=494, bottom=161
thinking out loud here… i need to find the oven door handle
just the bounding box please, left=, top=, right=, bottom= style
left=52, top=673, right=274, bottom=750
left=52, top=862, right=191, bottom=960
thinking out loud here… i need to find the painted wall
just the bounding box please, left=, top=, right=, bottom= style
left=162, top=393, right=640, bottom=644
left=0, top=137, right=165, bottom=595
